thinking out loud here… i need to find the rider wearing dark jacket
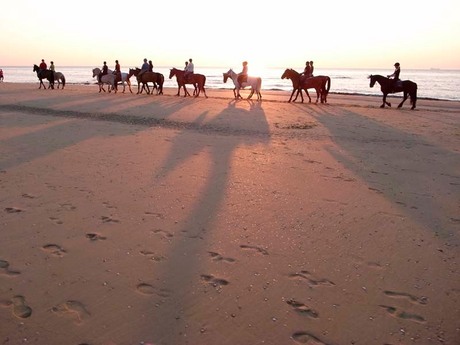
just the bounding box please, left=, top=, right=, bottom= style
left=99, top=61, right=108, bottom=83
left=387, top=62, right=401, bottom=90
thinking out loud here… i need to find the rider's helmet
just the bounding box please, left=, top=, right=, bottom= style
left=243, top=61, right=248, bottom=66
left=394, top=62, right=400, bottom=67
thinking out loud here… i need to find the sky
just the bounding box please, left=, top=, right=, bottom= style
left=1, top=0, right=459, bottom=71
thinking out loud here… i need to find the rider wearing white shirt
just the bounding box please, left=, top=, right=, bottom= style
left=184, top=58, right=194, bottom=81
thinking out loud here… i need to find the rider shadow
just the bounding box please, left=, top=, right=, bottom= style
left=306, top=105, right=459, bottom=242
left=145, top=99, right=270, bottom=343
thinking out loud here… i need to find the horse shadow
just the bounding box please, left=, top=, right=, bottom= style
left=144, top=99, right=270, bottom=343
left=305, top=105, right=459, bottom=243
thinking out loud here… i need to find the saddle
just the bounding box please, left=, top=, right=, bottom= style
left=185, top=73, right=194, bottom=83
left=390, top=80, right=403, bottom=92
left=237, top=75, right=247, bottom=85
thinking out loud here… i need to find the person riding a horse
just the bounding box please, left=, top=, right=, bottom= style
left=387, top=62, right=401, bottom=91
left=113, top=60, right=121, bottom=83
left=49, top=61, right=55, bottom=72
left=237, top=61, right=248, bottom=86
left=38, top=59, right=47, bottom=78
left=98, top=61, right=108, bottom=83
left=184, top=58, right=194, bottom=83
left=138, top=58, right=149, bottom=79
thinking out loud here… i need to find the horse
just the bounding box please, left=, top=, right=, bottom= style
left=368, top=75, right=417, bottom=110
left=33, top=64, right=55, bottom=89
left=169, top=68, right=207, bottom=98
left=53, top=71, right=66, bottom=89
left=281, top=69, right=330, bottom=103
left=223, top=69, right=262, bottom=101
left=129, top=68, right=164, bottom=95
left=92, top=68, right=117, bottom=93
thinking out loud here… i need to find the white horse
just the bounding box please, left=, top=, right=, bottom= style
left=223, top=68, right=262, bottom=101
left=92, top=68, right=116, bottom=93
left=105, top=69, right=133, bottom=93
left=53, top=71, right=66, bottom=89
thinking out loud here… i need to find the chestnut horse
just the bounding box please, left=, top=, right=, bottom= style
left=368, top=74, right=417, bottom=110
left=33, top=64, right=54, bottom=89
left=169, top=68, right=207, bottom=98
left=129, top=68, right=164, bottom=95
left=281, top=68, right=330, bottom=103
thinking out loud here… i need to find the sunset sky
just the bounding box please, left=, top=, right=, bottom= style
left=2, top=0, right=459, bottom=71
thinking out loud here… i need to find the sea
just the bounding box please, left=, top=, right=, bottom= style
left=1, top=66, right=459, bottom=101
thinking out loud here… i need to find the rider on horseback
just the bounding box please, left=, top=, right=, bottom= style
left=39, top=59, right=47, bottom=78
left=98, top=61, right=108, bottom=83
left=184, top=58, right=194, bottom=83
left=387, top=62, right=401, bottom=90
left=138, top=58, right=149, bottom=79
left=113, top=60, right=121, bottom=82
left=237, top=61, right=248, bottom=86
left=49, top=61, right=55, bottom=72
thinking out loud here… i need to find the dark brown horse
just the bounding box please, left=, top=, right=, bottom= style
left=169, top=68, right=207, bottom=98
left=33, top=64, right=55, bottom=89
left=369, top=74, right=417, bottom=110
left=281, top=68, right=330, bottom=103
left=129, top=68, right=164, bottom=95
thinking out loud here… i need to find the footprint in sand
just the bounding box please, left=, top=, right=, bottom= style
left=139, top=250, right=166, bottom=262
left=42, top=244, right=67, bottom=257
left=85, top=233, right=107, bottom=241
left=51, top=300, right=90, bottom=324
left=136, top=283, right=171, bottom=298
left=0, top=295, right=32, bottom=319
left=292, top=331, right=330, bottom=344
left=379, top=305, right=425, bottom=323
left=201, top=274, right=229, bottom=288
left=101, top=216, right=120, bottom=223
left=240, top=244, right=269, bottom=256
left=288, top=270, right=335, bottom=288
left=152, top=229, right=173, bottom=239
left=208, top=251, right=236, bottom=263
left=4, top=207, right=23, bottom=213
left=49, top=216, right=64, bottom=225
left=59, top=203, right=77, bottom=211
left=383, top=290, right=428, bottom=305
left=286, top=299, right=319, bottom=318
left=21, top=193, right=36, bottom=199
left=0, top=259, right=21, bottom=276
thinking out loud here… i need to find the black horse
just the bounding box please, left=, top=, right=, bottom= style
left=369, top=74, right=417, bottom=110
left=33, top=64, right=55, bottom=89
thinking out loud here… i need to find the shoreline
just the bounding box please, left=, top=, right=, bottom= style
left=1, top=82, right=459, bottom=345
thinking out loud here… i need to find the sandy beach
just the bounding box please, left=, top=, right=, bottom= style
left=0, top=83, right=459, bottom=345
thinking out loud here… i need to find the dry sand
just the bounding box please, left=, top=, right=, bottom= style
left=0, top=83, right=459, bottom=345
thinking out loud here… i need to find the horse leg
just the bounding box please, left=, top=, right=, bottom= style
left=381, top=93, right=390, bottom=108
left=398, top=92, right=408, bottom=108
left=288, top=89, right=296, bottom=102
left=247, top=88, right=254, bottom=99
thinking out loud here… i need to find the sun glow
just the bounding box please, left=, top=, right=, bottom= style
left=1, top=0, right=459, bottom=69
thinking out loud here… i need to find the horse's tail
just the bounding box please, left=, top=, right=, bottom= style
left=410, top=82, right=418, bottom=106
left=256, top=77, right=262, bottom=92
left=62, top=75, right=66, bottom=88
left=325, top=77, right=331, bottom=93
left=158, top=73, right=164, bottom=93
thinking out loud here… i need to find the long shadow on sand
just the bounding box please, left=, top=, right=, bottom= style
left=303, top=104, right=459, bottom=243
left=145, top=99, right=270, bottom=343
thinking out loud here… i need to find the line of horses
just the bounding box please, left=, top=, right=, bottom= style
left=33, top=64, right=418, bottom=109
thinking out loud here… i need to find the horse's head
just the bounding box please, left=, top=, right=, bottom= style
left=223, top=72, right=229, bottom=83
left=169, top=68, right=175, bottom=79
left=368, top=75, right=376, bottom=88
left=33, top=64, right=39, bottom=72
left=92, top=68, right=101, bottom=78
left=281, top=68, right=291, bottom=79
